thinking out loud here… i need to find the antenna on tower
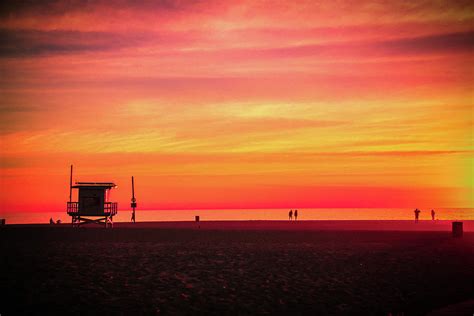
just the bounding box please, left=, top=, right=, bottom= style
left=131, top=176, right=137, bottom=223
left=69, top=165, right=73, bottom=203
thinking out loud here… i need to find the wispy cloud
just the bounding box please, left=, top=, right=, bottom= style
left=0, top=30, right=134, bottom=57
left=0, top=0, right=472, bottom=210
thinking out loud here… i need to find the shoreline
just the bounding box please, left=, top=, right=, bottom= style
left=3, top=219, right=474, bottom=232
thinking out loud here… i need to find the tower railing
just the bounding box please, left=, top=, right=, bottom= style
left=67, top=202, right=79, bottom=214
left=66, top=202, right=118, bottom=216
left=104, top=202, right=118, bottom=216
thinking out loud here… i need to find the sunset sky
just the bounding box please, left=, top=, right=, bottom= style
left=0, top=0, right=472, bottom=213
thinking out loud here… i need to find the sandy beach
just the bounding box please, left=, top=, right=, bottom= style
left=1, top=221, right=473, bottom=315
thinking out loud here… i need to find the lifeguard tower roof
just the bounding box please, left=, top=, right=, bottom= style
left=72, top=182, right=116, bottom=189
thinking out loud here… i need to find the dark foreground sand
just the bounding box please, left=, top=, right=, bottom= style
left=1, top=221, right=473, bottom=315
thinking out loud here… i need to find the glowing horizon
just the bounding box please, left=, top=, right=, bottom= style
left=0, top=1, right=473, bottom=214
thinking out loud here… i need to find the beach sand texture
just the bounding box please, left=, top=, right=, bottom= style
left=1, top=221, right=473, bottom=315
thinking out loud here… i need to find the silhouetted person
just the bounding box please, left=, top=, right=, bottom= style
left=131, top=211, right=135, bottom=223
left=49, top=218, right=54, bottom=225
left=294, top=209, right=298, bottom=220
left=431, top=209, right=435, bottom=220
left=414, top=208, right=420, bottom=223
left=56, top=219, right=61, bottom=224
left=289, top=210, right=293, bottom=220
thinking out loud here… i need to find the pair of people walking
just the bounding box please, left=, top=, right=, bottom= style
left=414, top=208, right=436, bottom=223
left=289, top=209, right=298, bottom=220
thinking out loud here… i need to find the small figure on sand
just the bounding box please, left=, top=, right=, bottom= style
left=414, top=208, right=420, bottom=223
left=431, top=209, right=435, bottom=220
left=131, top=211, right=135, bottom=223
left=49, top=217, right=54, bottom=225
left=294, top=209, right=298, bottom=220
left=289, top=210, right=293, bottom=220
left=56, top=219, right=61, bottom=224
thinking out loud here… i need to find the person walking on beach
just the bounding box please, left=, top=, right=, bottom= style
left=431, top=209, right=435, bottom=220
left=294, top=209, right=298, bottom=220
left=289, top=210, right=293, bottom=220
left=131, top=210, right=135, bottom=223
left=414, top=208, right=420, bottom=223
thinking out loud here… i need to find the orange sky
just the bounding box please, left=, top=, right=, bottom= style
left=0, top=0, right=473, bottom=213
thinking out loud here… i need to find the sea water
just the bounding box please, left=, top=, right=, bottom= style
left=1, top=208, right=473, bottom=224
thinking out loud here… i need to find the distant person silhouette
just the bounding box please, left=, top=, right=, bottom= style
left=431, top=209, right=435, bottom=220
left=289, top=210, right=293, bottom=220
left=131, top=211, right=135, bottom=223
left=414, top=208, right=420, bottom=223
left=294, top=209, right=298, bottom=220
left=49, top=217, right=54, bottom=225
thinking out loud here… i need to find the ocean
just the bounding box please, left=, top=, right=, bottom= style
left=1, top=208, right=472, bottom=224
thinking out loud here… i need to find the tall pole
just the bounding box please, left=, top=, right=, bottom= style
left=69, top=165, right=73, bottom=203
left=132, top=176, right=135, bottom=200
left=131, top=176, right=136, bottom=223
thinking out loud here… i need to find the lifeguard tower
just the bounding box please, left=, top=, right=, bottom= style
left=66, top=166, right=118, bottom=227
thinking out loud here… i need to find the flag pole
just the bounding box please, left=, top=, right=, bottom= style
left=69, top=165, right=73, bottom=203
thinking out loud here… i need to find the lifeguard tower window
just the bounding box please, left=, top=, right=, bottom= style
left=79, top=188, right=104, bottom=215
